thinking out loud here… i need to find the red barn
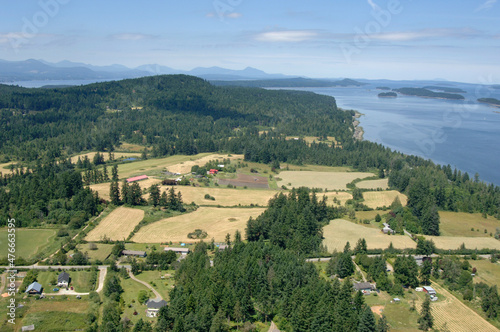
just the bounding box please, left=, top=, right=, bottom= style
left=126, top=175, right=148, bottom=183
left=209, top=169, right=218, bottom=175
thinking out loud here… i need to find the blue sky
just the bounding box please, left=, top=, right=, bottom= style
left=1, top=0, right=499, bottom=82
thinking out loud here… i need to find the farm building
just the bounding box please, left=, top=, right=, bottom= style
left=126, top=175, right=148, bottom=183
left=164, top=247, right=190, bottom=255
left=57, top=272, right=70, bottom=288
left=414, top=256, right=432, bottom=267
left=25, top=282, right=42, bottom=295
left=209, top=169, right=218, bottom=175
left=162, top=179, right=178, bottom=185
left=21, top=325, right=35, bottom=332
left=423, top=286, right=436, bottom=295
left=218, top=244, right=228, bottom=251
left=382, top=222, right=395, bottom=234
left=353, top=282, right=376, bottom=293
left=146, top=299, right=168, bottom=317
left=122, top=250, right=147, bottom=257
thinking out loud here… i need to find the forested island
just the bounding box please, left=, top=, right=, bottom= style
left=376, top=86, right=391, bottom=90
left=378, top=92, right=397, bottom=98
left=211, top=77, right=365, bottom=88
left=423, top=86, right=467, bottom=93
left=393, top=87, right=465, bottom=100
left=1, top=75, right=500, bottom=331
left=478, top=97, right=500, bottom=107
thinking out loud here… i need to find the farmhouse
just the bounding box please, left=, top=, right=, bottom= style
left=122, top=250, right=147, bottom=257
left=382, top=222, right=395, bottom=234
left=162, top=179, right=178, bottom=185
left=25, top=282, right=42, bottom=295
left=57, top=272, right=70, bottom=288
left=423, top=286, right=436, bottom=295
left=164, top=247, right=190, bottom=255
left=126, top=175, right=148, bottom=183
left=209, top=169, right=218, bottom=175
left=146, top=299, right=168, bottom=317
left=353, top=282, right=376, bottom=293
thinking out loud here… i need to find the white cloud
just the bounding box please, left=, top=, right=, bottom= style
left=255, top=30, right=318, bottom=42
left=371, top=28, right=482, bottom=42
left=475, top=0, right=497, bottom=12
left=110, top=33, right=155, bottom=41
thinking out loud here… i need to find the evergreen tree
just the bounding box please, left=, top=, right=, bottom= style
left=420, top=259, right=432, bottom=285
left=159, top=190, right=168, bottom=207
left=122, top=180, right=131, bottom=205
left=358, top=305, right=376, bottom=332
left=354, top=238, right=367, bottom=254
left=375, top=314, right=389, bottom=332
left=149, top=184, right=160, bottom=207
left=111, top=164, right=119, bottom=181
left=417, top=297, right=433, bottom=331
left=109, top=181, right=120, bottom=205
left=375, top=214, right=382, bottom=223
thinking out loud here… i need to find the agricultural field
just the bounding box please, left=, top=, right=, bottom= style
left=132, top=207, right=266, bottom=243
left=438, top=211, right=500, bottom=237
left=0, top=228, right=57, bottom=260
left=134, top=270, right=176, bottom=300
left=74, top=243, right=114, bottom=261
left=276, top=171, right=375, bottom=190
left=170, top=186, right=279, bottom=207
left=468, top=259, right=500, bottom=287
left=322, top=219, right=416, bottom=251
left=356, top=178, right=389, bottom=189
left=166, top=153, right=243, bottom=174
left=362, top=190, right=407, bottom=209
left=70, top=151, right=141, bottom=163
left=86, top=207, right=144, bottom=241
left=115, top=142, right=149, bottom=152
left=218, top=173, right=269, bottom=189
left=321, top=191, right=353, bottom=206
left=90, top=178, right=162, bottom=201
left=424, top=235, right=500, bottom=250
left=421, top=282, right=499, bottom=332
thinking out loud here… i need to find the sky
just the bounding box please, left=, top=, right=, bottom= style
left=0, top=0, right=499, bottom=83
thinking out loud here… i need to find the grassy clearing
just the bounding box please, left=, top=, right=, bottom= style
left=86, top=206, right=144, bottom=241
left=70, top=151, right=141, bottom=163
left=121, top=276, right=156, bottom=325
left=134, top=270, right=176, bottom=300
left=115, top=142, right=149, bottom=152
left=69, top=243, right=114, bottom=261
left=280, top=164, right=352, bottom=172
left=439, top=211, right=500, bottom=237
left=285, top=136, right=340, bottom=147
left=322, top=219, right=416, bottom=252
left=170, top=186, right=278, bottom=207
left=132, top=207, right=266, bottom=243
left=364, top=290, right=420, bottom=331
left=422, top=282, right=499, bottom=332
left=469, top=260, right=500, bottom=287
left=356, top=178, right=389, bottom=189
left=362, top=191, right=408, bottom=209
left=90, top=178, right=162, bottom=201
left=276, top=171, right=375, bottom=190
left=0, top=228, right=57, bottom=260
left=424, top=235, right=500, bottom=250
left=167, top=154, right=243, bottom=174
left=0, top=162, right=15, bottom=175
left=321, top=191, right=353, bottom=206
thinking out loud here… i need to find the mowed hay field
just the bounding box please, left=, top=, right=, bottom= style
left=322, top=191, right=353, bottom=206
left=419, top=282, right=499, bottom=332
left=132, top=207, right=265, bottom=243
left=356, top=178, right=389, bottom=189
left=90, top=178, right=162, bottom=201
left=70, top=151, right=141, bottom=163
left=169, top=186, right=279, bottom=207
left=167, top=154, right=243, bottom=174
left=322, top=219, right=416, bottom=251
left=86, top=207, right=144, bottom=241
left=362, top=191, right=408, bottom=209
left=439, top=211, right=500, bottom=237
left=469, top=260, right=500, bottom=287
left=424, top=235, right=500, bottom=250
left=0, top=228, right=56, bottom=259
left=276, top=171, right=375, bottom=190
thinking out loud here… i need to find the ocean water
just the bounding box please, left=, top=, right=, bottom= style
left=287, top=82, right=500, bottom=185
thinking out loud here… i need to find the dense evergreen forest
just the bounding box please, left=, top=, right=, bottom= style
left=392, top=87, right=465, bottom=100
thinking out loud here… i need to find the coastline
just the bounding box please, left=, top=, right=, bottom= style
left=352, top=111, right=364, bottom=141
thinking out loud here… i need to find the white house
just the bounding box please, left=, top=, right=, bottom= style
left=57, top=272, right=70, bottom=288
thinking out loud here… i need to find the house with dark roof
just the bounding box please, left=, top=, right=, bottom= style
left=353, top=282, right=376, bottom=294
left=122, top=250, right=147, bottom=257
left=57, top=272, right=70, bottom=288
left=164, top=247, right=190, bottom=255
left=25, top=282, right=42, bottom=295
left=146, top=299, right=168, bottom=317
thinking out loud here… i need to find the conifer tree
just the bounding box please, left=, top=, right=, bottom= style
left=358, top=305, right=376, bottom=332
left=417, top=297, right=433, bottom=331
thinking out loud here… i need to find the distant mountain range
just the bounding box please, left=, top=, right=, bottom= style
left=0, top=59, right=294, bottom=82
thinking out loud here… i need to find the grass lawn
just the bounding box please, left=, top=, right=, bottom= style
left=0, top=228, right=57, bottom=260
left=469, top=259, right=500, bottom=287
left=438, top=211, right=500, bottom=237
left=276, top=171, right=376, bottom=190
left=23, top=311, right=87, bottom=331
left=121, top=276, right=156, bottom=325
left=356, top=178, right=389, bottom=189
left=72, top=243, right=114, bottom=261
left=134, top=270, right=176, bottom=300
left=36, top=270, right=97, bottom=292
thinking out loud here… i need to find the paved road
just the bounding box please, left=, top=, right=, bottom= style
left=127, top=269, right=163, bottom=300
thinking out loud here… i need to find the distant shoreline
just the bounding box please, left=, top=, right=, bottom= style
left=353, top=111, right=364, bottom=141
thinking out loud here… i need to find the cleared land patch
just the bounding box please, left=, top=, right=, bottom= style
left=321, top=191, right=353, bottom=206
left=70, top=151, right=141, bottom=163
left=469, top=260, right=500, bottom=287
left=0, top=162, right=15, bottom=175
left=322, top=219, right=416, bottom=251
left=424, top=235, right=500, bottom=250
left=356, top=178, right=389, bottom=189
left=218, top=173, right=269, bottom=189
left=86, top=207, right=144, bottom=241
left=0, top=228, right=56, bottom=259
left=277, top=171, right=375, bottom=190
left=90, top=178, right=162, bottom=201
left=362, top=190, right=408, bottom=209
left=168, top=186, right=278, bottom=206
left=132, top=207, right=266, bottom=243
left=439, top=211, right=500, bottom=237
left=167, top=154, right=243, bottom=174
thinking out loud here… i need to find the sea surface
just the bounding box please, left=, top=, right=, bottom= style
left=284, top=81, right=500, bottom=186
left=8, top=78, right=500, bottom=185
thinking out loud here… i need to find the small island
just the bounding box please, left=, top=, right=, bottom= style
left=478, top=97, right=500, bottom=107
left=378, top=91, right=397, bottom=98
left=393, top=87, right=465, bottom=100
left=376, top=86, right=391, bottom=90
left=424, top=85, right=466, bottom=93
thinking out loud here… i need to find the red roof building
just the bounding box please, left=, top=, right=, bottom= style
left=209, top=169, right=218, bottom=175
left=126, top=175, right=148, bottom=183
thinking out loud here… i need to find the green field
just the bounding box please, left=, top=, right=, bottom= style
left=364, top=290, right=420, bottom=331
left=0, top=228, right=57, bottom=260
left=469, top=260, right=500, bottom=287
left=439, top=211, right=500, bottom=237
left=23, top=311, right=88, bottom=331
left=134, top=270, right=176, bottom=300
left=36, top=270, right=97, bottom=293
left=68, top=243, right=114, bottom=262
left=120, top=276, right=156, bottom=325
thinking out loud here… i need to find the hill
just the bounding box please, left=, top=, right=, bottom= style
left=393, top=87, right=465, bottom=100
left=211, top=77, right=366, bottom=87
left=478, top=97, right=500, bottom=107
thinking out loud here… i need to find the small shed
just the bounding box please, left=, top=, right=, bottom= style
left=25, top=282, right=42, bottom=295
left=122, top=250, right=147, bottom=257
left=423, top=286, right=436, bottom=295
left=393, top=298, right=401, bottom=303
left=146, top=299, right=168, bottom=317
left=126, top=175, right=148, bottom=183
left=57, top=272, right=70, bottom=288
left=21, top=325, right=35, bottom=332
